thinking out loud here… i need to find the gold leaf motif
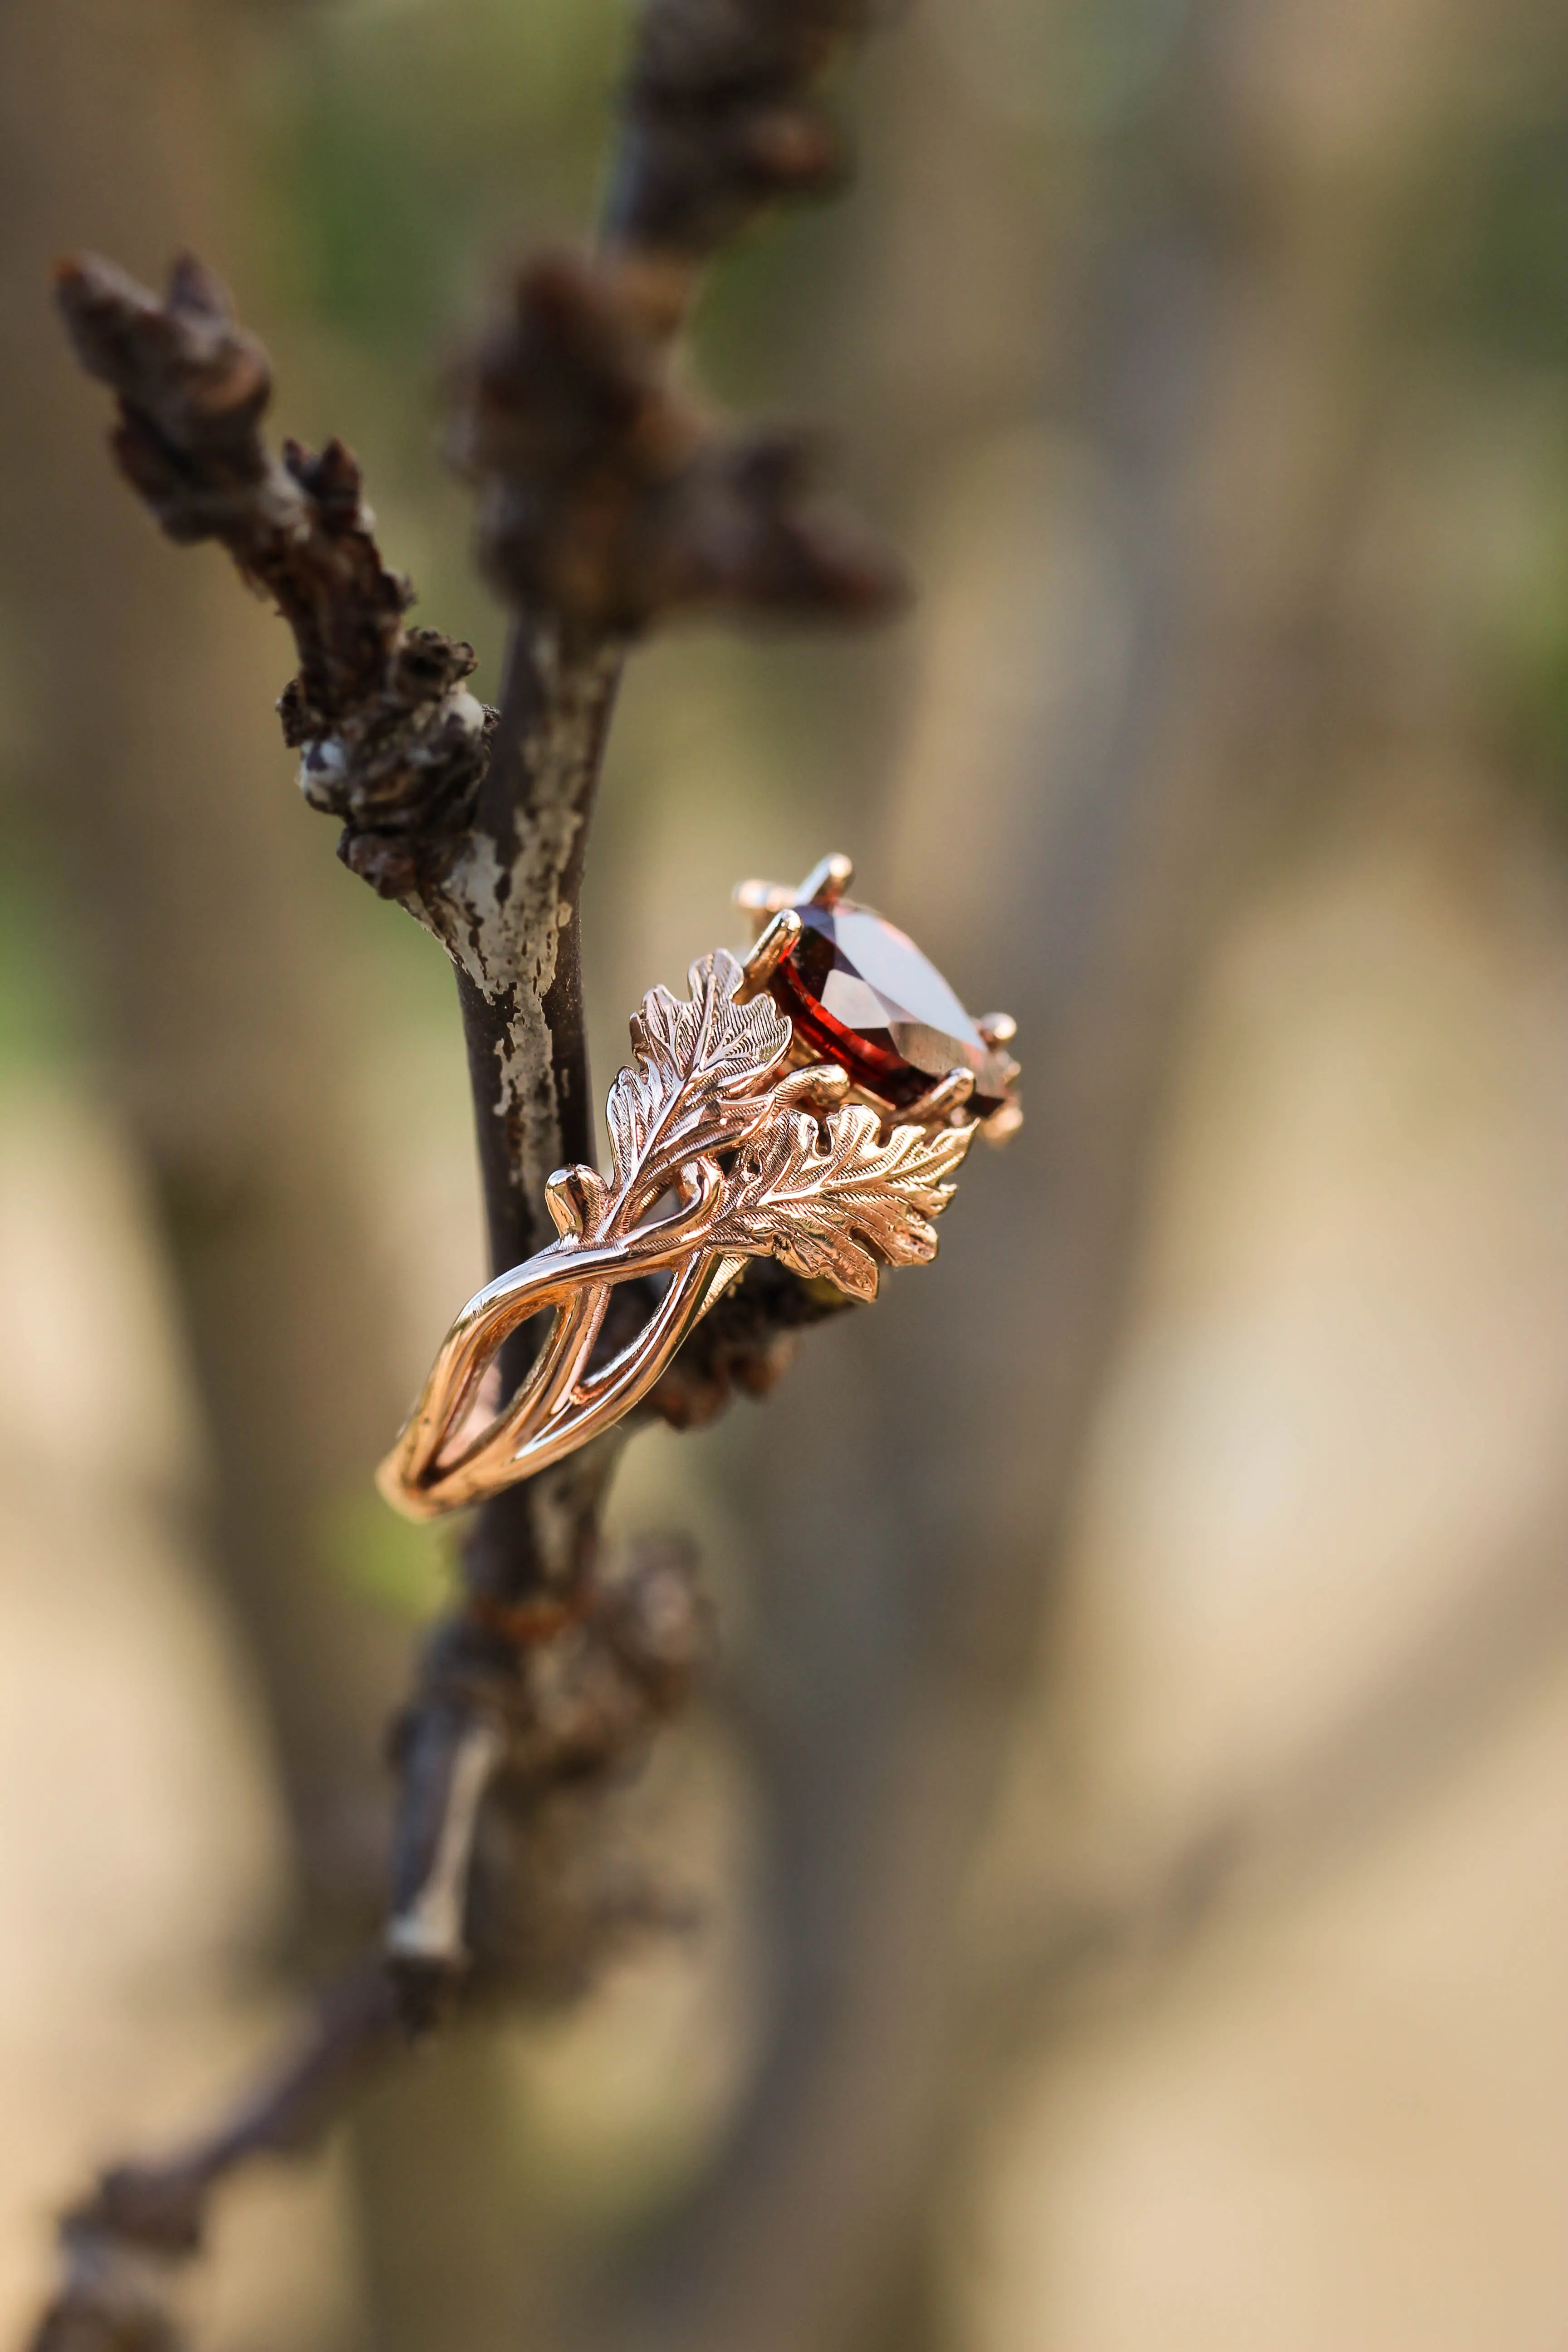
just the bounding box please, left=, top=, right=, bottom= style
left=711, top=1101, right=973, bottom=1302
left=598, top=949, right=793, bottom=1232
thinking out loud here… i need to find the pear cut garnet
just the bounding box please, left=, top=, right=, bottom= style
left=767, top=897, right=1011, bottom=1115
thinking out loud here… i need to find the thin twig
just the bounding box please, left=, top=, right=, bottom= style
left=39, top=5, right=903, bottom=2337
left=55, top=251, right=494, bottom=891
left=389, top=0, right=902, bottom=1994
left=27, top=1535, right=712, bottom=2351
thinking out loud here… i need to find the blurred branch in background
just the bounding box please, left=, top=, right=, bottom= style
left=974, top=1492, right=1568, bottom=2069
left=0, top=0, right=409, bottom=1906
left=565, top=2, right=1524, bottom=2350
left=0, top=7, right=524, bottom=2345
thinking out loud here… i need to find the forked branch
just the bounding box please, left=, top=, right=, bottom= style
left=35, top=2, right=904, bottom=2346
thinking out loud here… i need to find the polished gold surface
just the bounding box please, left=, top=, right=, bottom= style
left=379, top=870, right=1020, bottom=1519
left=794, top=850, right=854, bottom=908
left=735, top=905, right=804, bottom=1001
left=732, top=850, right=854, bottom=933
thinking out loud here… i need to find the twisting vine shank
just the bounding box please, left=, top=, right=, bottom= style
left=379, top=949, right=972, bottom=1518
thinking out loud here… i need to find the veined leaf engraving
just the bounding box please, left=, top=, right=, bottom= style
left=711, top=1102, right=973, bottom=1302
left=598, top=948, right=793, bottom=1232
left=543, top=948, right=970, bottom=1293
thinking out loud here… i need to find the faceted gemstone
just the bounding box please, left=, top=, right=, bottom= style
left=768, top=897, right=1012, bottom=1114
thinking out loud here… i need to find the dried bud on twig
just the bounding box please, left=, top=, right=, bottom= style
left=612, top=0, right=887, bottom=255
left=55, top=253, right=493, bottom=885
left=451, top=252, right=905, bottom=631
left=56, top=253, right=406, bottom=703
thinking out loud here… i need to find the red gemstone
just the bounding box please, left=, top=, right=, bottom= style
left=768, top=897, right=1011, bottom=1114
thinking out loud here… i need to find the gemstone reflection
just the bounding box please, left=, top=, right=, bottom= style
left=768, top=898, right=1011, bottom=1114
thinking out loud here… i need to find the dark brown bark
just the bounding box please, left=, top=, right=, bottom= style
left=23, top=2, right=907, bottom=2345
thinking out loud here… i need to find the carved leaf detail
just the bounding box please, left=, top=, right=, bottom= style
left=601, top=949, right=793, bottom=1225
left=712, top=1102, right=973, bottom=1302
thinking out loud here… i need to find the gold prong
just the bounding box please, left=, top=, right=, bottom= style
left=901, top=1066, right=976, bottom=1126
left=733, top=877, right=797, bottom=937
left=796, top=851, right=853, bottom=908
left=735, top=906, right=802, bottom=1002
left=734, top=877, right=793, bottom=913
left=977, top=1010, right=1017, bottom=1046
left=980, top=1101, right=1024, bottom=1147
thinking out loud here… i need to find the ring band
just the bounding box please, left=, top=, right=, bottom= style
left=378, top=857, right=1021, bottom=1520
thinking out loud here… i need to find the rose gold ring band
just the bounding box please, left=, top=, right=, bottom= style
left=377, top=855, right=1021, bottom=1521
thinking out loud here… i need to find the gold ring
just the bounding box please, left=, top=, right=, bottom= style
left=377, top=855, right=1022, bottom=1519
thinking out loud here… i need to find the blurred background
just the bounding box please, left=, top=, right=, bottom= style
left=3, top=0, right=1568, bottom=2347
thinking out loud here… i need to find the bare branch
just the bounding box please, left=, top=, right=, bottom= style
left=388, top=1532, right=712, bottom=2011
left=26, top=1534, right=713, bottom=2351
left=440, top=0, right=901, bottom=1320
left=452, top=251, right=904, bottom=632
left=609, top=0, right=886, bottom=258
left=55, top=253, right=493, bottom=898
left=29, top=1964, right=400, bottom=2352
left=44, top=0, right=903, bottom=2323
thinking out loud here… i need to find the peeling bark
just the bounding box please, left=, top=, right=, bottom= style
left=30, top=1, right=904, bottom=2343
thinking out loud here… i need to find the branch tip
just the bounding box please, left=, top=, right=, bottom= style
left=451, top=250, right=904, bottom=631
left=611, top=0, right=882, bottom=255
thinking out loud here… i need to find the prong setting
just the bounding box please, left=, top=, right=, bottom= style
left=735, top=905, right=803, bottom=1000
left=980, top=1102, right=1024, bottom=1146
left=733, top=876, right=797, bottom=936
left=734, top=855, right=1023, bottom=1144
left=899, top=1066, right=976, bottom=1126
left=796, top=850, right=853, bottom=908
